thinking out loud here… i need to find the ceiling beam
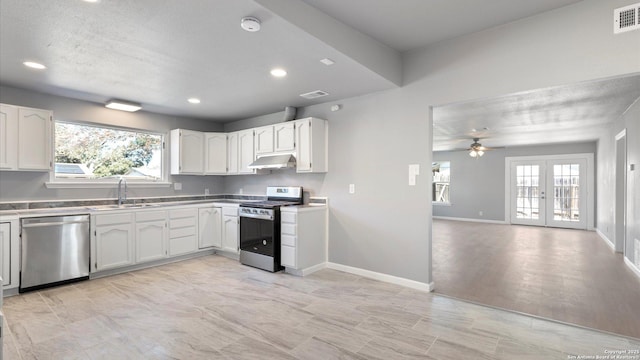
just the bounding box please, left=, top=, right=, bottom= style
left=254, top=0, right=402, bottom=87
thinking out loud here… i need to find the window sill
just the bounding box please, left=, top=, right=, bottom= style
left=45, top=182, right=172, bottom=189
left=432, top=202, right=452, bottom=206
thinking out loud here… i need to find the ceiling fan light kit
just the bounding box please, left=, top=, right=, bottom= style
left=468, top=138, right=485, bottom=157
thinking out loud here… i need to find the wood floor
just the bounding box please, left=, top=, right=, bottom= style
left=3, top=255, right=639, bottom=359
left=433, top=219, right=640, bottom=339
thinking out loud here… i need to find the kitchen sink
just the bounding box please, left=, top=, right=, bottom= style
left=89, top=203, right=157, bottom=210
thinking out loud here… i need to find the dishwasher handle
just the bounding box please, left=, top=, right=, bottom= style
left=21, top=215, right=90, bottom=228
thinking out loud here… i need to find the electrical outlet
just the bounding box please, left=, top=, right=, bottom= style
left=174, top=182, right=182, bottom=191
left=479, top=211, right=483, bottom=216
left=349, top=184, right=355, bottom=194
left=205, top=188, right=210, bottom=195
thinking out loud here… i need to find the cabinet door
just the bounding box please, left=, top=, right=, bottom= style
left=274, top=122, right=295, bottom=153
left=254, top=126, right=274, bottom=154
left=0, top=104, right=18, bottom=170
left=295, top=119, right=312, bottom=172
left=199, top=207, right=222, bottom=248
left=227, top=132, right=238, bottom=174
left=95, top=223, right=134, bottom=271
left=238, top=130, right=255, bottom=174
left=18, top=107, right=51, bottom=170
left=136, top=220, right=167, bottom=263
left=0, top=223, right=10, bottom=286
left=179, top=129, right=204, bottom=174
left=205, top=133, right=227, bottom=174
left=222, top=215, right=239, bottom=253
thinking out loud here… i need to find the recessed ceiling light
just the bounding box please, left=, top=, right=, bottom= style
left=83, top=0, right=100, bottom=3
left=23, top=61, right=46, bottom=70
left=320, top=58, right=335, bottom=66
left=270, top=68, right=287, bottom=77
left=105, top=99, right=141, bottom=112
left=188, top=98, right=201, bottom=104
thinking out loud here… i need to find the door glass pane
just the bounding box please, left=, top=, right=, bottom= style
left=515, top=165, right=540, bottom=220
left=553, top=163, right=580, bottom=222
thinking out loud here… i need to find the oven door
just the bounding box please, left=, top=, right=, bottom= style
left=240, top=216, right=275, bottom=257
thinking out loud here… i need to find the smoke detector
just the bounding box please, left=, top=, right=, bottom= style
left=241, top=17, right=261, bottom=32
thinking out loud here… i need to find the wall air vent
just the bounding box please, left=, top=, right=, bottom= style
left=614, top=3, right=640, bottom=34
left=300, top=90, right=329, bottom=99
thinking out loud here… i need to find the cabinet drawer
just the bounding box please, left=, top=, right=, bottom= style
left=95, top=213, right=132, bottom=226
left=170, top=208, right=197, bottom=219
left=135, top=210, right=166, bottom=222
left=222, top=207, right=238, bottom=216
left=170, top=217, right=196, bottom=229
left=170, top=226, right=196, bottom=239
left=281, top=234, right=296, bottom=247
left=281, top=245, right=296, bottom=268
left=281, top=212, right=296, bottom=224
left=281, top=223, right=296, bottom=236
left=169, top=235, right=197, bottom=256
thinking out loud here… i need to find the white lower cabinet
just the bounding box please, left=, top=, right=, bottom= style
left=135, top=210, right=168, bottom=263
left=93, top=213, right=135, bottom=272
left=280, top=206, right=327, bottom=273
left=199, top=206, right=222, bottom=249
left=0, top=219, right=20, bottom=290
left=221, top=207, right=239, bottom=254
left=169, top=208, right=198, bottom=256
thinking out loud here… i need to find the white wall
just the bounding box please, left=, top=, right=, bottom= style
left=433, top=142, right=597, bottom=222
left=0, top=85, right=225, bottom=201
left=597, top=95, right=640, bottom=268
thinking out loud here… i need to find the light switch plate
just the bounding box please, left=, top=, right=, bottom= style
left=349, top=184, right=355, bottom=194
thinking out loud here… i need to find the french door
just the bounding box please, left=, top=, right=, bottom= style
left=510, top=158, right=588, bottom=229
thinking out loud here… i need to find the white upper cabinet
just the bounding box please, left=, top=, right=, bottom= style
left=205, top=133, right=227, bottom=174
left=254, top=126, right=274, bottom=155
left=294, top=118, right=328, bottom=173
left=238, top=129, right=255, bottom=174
left=274, top=122, right=295, bottom=153
left=0, top=104, right=52, bottom=172
left=170, top=129, right=204, bottom=175
left=0, top=104, right=18, bottom=170
left=227, top=131, right=239, bottom=174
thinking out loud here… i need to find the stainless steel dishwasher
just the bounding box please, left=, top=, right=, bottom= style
left=20, top=214, right=90, bottom=292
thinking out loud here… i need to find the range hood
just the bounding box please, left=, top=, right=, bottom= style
left=248, top=154, right=296, bottom=169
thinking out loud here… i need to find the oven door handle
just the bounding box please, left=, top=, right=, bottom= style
left=239, top=213, right=274, bottom=221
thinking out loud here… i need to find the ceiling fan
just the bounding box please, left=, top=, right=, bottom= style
left=468, top=138, right=489, bottom=157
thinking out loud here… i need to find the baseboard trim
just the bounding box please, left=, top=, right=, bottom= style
left=624, top=257, right=640, bottom=279
left=596, top=228, right=615, bottom=251
left=326, top=262, right=434, bottom=292
left=285, top=262, right=327, bottom=277
left=433, top=216, right=506, bottom=225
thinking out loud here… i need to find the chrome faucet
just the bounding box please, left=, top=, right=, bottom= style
left=118, top=177, right=127, bottom=206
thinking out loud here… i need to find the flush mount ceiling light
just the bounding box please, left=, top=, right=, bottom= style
left=188, top=98, right=201, bottom=104
left=240, top=16, right=261, bottom=32
left=270, top=68, right=287, bottom=77
left=23, top=61, right=46, bottom=70
left=105, top=99, right=141, bottom=112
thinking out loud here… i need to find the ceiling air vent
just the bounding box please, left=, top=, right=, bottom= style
left=300, top=90, right=329, bottom=99
left=614, top=3, right=640, bottom=34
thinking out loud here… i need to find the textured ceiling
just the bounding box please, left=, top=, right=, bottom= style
left=0, top=0, right=588, bottom=122
left=433, top=74, right=640, bottom=151
left=300, top=0, right=583, bottom=52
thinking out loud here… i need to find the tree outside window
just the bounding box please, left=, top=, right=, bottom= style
left=54, top=122, right=163, bottom=181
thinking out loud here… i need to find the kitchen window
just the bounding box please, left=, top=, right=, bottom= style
left=48, top=121, right=167, bottom=187
left=432, top=161, right=450, bottom=204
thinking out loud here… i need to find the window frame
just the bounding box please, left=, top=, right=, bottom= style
left=432, top=161, right=451, bottom=206
left=46, top=119, right=171, bottom=189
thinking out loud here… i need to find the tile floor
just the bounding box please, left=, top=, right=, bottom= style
left=3, top=255, right=639, bottom=359
left=433, top=219, right=640, bottom=339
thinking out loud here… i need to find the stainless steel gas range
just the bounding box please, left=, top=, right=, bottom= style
left=238, top=186, right=303, bottom=272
